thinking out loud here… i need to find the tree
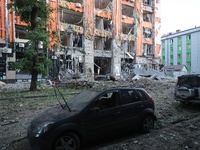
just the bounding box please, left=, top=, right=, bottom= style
left=8, top=0, right=56, bottom=91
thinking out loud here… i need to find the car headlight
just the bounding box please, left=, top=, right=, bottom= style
left=35, top=122, right=54, bottom=137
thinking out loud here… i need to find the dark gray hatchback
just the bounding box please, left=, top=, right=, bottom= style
left=174, top=74, right=200, bottom=104
left=27, top=87, right=156, bottom=150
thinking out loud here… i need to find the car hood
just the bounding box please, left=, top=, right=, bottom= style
left=31, top=105, right=77, bottom=125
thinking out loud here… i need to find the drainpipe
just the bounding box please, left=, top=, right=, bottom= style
left=133, top=0, right=137, bottom=64
left=5, top=0, right=9, bottom=48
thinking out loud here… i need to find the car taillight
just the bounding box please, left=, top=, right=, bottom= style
left=147, top=93, right=155, bottom=104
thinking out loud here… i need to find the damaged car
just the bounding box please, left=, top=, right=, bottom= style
left=27, top=87, right=156, bottom=150
left=174, top=74, right=200, bottom=104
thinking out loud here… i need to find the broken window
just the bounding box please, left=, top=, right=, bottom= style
left=143, top=0, right=153, bottom=6
left=143, top=13, right=152, bottom=22
left=72, top=34, right=82, bottom=48
left=15, top=25, right=28, bottom=39
left=95, top=0, right=112, bottom=12
left=94, top=57, right=111, bottom=75
left=143, top=27, right=152, bottom=38
left=128, top=41, right=134, bottom=53
left=122, top=23, right=134, bottom=34
left=94, top=37, right=103, bottom=50
left=94, top=36, right=111, bottom=51
left=122, top=4, right=134, bottom=18
left=61, top=33, right=71, bottom=47
left=143, top=44, right=154, bottom=56
left=95, top=17, right=112, bottom=31
left=104, top=38, right=112, bottom=50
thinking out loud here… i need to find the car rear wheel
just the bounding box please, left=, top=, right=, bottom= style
left=141, top=115, right=154, bottom=133
left=53, top=132, right=80, bottom=150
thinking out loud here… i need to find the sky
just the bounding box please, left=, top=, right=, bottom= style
left=161, top=0, right=200, bottom=35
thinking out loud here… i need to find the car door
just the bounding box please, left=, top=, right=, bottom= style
left=83, top=90, right=123, bottom=138
left=119, top=89, right=144, bottom=129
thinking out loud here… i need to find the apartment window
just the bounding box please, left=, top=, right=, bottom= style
left=178, top=37, right=181, bottom=42
left=177, top=62, right=181, bottom=65
left=177, top=54, right=181, bottom=59
left=170, top=63, right=173, bottom=65
left=170, top=39, right=173, bottom=44
left=178, top=45, right=181, bottom=50
left=187, top=34, right=191, bottom=40
left=186, top=53, right=191, bottom=58
left=170, top=47, right=173, bottom=51
left=186, top=62, right=191, bottom=66
left=187, top=44, right=191, bottom=49
left=162, top=56, right=165, bottom=60
left=170, top=55, right=173, bottom=59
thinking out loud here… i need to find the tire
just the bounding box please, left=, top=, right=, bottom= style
left=53, top=132, right=80, bottom=150
left=141, top=115, right=154, bottom=133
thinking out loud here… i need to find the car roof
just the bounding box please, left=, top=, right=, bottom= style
left=91, top=87, right=145, bottom=93
left=178, top=74, right=200, bottom=79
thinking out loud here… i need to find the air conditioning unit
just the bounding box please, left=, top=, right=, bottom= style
left=19, top=43, right=25, bottom=48
left=122, top=15, right=126, bottom=19
left=52, top=56, right=57, bottom=60
left=76, top=3, right=81, bottom=8
left=130, top=0, right=135, bottom=2
left=2, top=48, right=12, bottom=54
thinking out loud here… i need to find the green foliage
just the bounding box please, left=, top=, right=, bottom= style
left=8, top=0, right=56, bottom=90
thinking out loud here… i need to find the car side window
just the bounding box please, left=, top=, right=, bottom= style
left=95, top=92, right=118, bottom=110
left=136, top=89, right=148, bottom=101
left=121, top=89, right=141, bottom=104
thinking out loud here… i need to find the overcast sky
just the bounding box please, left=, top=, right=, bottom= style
left=161, top=0, right=200, bottom=35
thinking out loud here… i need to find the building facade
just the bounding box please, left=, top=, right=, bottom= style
left=161, top=27, right=200, bottom=74
left=0, top=0, right=161, bottom=82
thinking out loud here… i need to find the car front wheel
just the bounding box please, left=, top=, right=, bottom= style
left=141, top=115, right=154, bottom=133
left=53, top=132, right=80, bottom=150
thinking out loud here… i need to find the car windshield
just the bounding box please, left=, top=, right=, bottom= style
left=67, top=90, right=99, bottom=111
left=178, top=75, right=200, bottom=87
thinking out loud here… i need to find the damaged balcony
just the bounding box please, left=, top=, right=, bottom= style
left=121, top=22, right=135, bottom=42
left=122, top=0, right=135, bottom=7
left=60, top=0, right=83, bottom=12
left=143, top=0, right=154, bottom=13
left=94, top=36, right=112, bottom=58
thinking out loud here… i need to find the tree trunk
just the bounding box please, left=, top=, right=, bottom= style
left=30, top=68, right=38, bottom=91
left=30, top=49, right=38, bottom=91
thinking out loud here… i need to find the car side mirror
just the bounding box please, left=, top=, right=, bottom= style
left=89, top=107, right=100, bottom=113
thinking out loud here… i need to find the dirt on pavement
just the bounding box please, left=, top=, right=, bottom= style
left=0, top=78, right=200, bottom=150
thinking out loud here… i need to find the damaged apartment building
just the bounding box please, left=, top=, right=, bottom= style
left=0, top=0, right=161, bottom=82
left=59, top=0, right=161, bottom=79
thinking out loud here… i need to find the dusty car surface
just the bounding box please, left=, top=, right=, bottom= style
left=27, top=87, right=156, bottom=150
left=174, top=74, right=200, bottom=104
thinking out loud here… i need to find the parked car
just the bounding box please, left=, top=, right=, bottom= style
left=27, top=87, right=156, bottom=150
left=174, top=74, right=200, bottom=104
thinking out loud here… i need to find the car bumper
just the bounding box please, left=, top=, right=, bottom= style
left=174, top=96, right=200, bottom=103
